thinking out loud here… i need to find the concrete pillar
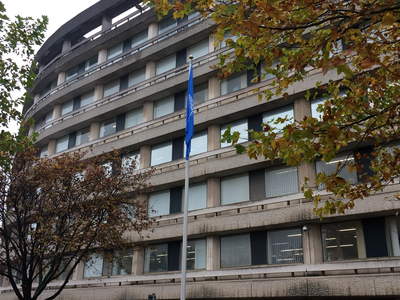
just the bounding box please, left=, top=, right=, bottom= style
left=57, top=71, right=66, bottom=85
left=298, top=161, right=317, bottom=192
left=98, top=49, right=108, bottom=64
left=208, top=76, right=220, bottom=100
left=294, top=96, right=312, bottom=120
left=53, top=104, right=61, bottom=119
left=89, top=122, right=100, bottom=141
left=148, top=23, right=158, bottom=39
left=207, top=124, right=221, bottom=151
left=102, top=14, right=112, bottom=32
left=48, top=139, right=56, bottom=156
left=28, top=125, right=35, bottom=136
left=140, top=145, right=151, bottom=168
left=132, top=247, right=145, bottom=275
left=303, top=224, right=323, bottom=264
left=145, top=61, right=156, bottom=79
left=209, top=33, right=217, bottom=52
left=73, top=262, right=85, bottom=280
left=34, top=94, right=40, bottom=103
left=62, top=38, right=71, bottom=52
left=94, top=84, right=104, bottom=101
left=206, top=236, right=220, bottom=270
left=142, top=102, right=154, bottom=122
left=207, top=177, right=221, bottom=208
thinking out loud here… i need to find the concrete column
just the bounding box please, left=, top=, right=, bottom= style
left=89, top=122, right=100, bottom=141
left=94, top=84, right=104, bottom=101
left=34, top=94, right=40, bottom=103
left=297, top=161, right=317, bottom=192
left=28, top=125, right=35, bottom=136
left=294, top=96, right=312, bottom=120
left=57, top=71, right=66, bottom=85
left=62, top=38, right=71, bottom=52
left=148, top=23, right=158, bottom=39
left=206, top=236, right=220, bottom=270
left=208, top=76, right=220, bottom=100
left=207, top=124, right=221, bottom=151
left=73, top=262, right=85, bottom=280
left=207, top=177, right=221, bottom=208
left=53, top=104, right=61, bottom=119
left=303, top=224, right=323, bottom=264
left=102, top=14, right=112, bottom=32
left=142, top=101, right=154, bottom=122
left=145, top=61, right=156, bottom=79
left=209, top=33, right=217, bottom=52
left=48, top=139, right=56, bottom=156
left=140, top=145, right=151, bottom=168
left=132, top=247, right=145, bottom=275
left=98, top=49, right=108, bottom=64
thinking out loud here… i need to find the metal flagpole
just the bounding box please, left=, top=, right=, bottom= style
left=180, top=55, right=194, bottom=300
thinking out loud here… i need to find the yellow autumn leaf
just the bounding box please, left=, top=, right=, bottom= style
left=381, top=13, right=396, bottom=27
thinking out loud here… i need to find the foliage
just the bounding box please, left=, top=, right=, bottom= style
left=0, top=148, right=154, bottom=300
left=0, top=1, right=47, bottom=171
left=149, top=0, right=400, bottom=217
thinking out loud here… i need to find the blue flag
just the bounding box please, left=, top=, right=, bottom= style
left=185, top=61, right=194, bottom=160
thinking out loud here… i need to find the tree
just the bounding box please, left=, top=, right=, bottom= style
left=0, top=2, right=47, bottom=171
left=0, top=148, right=154, bottom=300
left=148, top=0, right=400, bottom=217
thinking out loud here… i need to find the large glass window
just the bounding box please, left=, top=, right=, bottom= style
left=187, top=181, right=207, bottom=211
left=66, top=65, right=79, bottom=81
left=267, top=228, right=303, bottom=264
left=129, top=68, right=146, bottom=87
left=265, top=165, right=298, bottom=197
left=144, top=243, right=168, bottom=273
left=311, top=95, right=327, bottom=120
left=99, top=117, right=117, bottom=138
left=193, top=82, right=208, bottom=104
left=80, top=90, right=94, bottom=107
left=107, top=43, right=123, bottom=60
left=125, top=107, right=143, bottom=128
left=263, top=105, right=294, bottom=133
left=151, top=141, right=173, bottom=166
left=221, top=234, right=251, bottom=267
left=148, top=190, right=170, bottom=217
left=315, top=152, right=358, bottom=189
left=122, top=150, right=140, bottom=170
left=75, top=127, right=90, bottom=146
left=104, top=79, right=120, bottom=97
left=220, top=72, right=247, bottom=95
left=61, top=99, right=73, bottom=116
left=158, top=17, right=177, bottom=35
left=84, top=254, right=104, bottom=277
left=182, top=239, right=206, bottom=270
left=36, top=110, right=53, bottom=130
left=184, top=131, right=208, bottom=156
left=111, top=250, right=133, bottom=276
left=220, top=30, right=238, bottom=48
left=187, top=39, right=209, bottom=62
left=56, top=135, right=69, bottom=153
left=261, top=59, right=279, bottom=81
left=156, top=54, right=176, bottom=75
left=84, top=56, right=98, bottom=71
left=321, top=221, right=365, bottom=261
left=221, top=118, right=248, bottom=148
left=131, top=30, right=148, bottom=48
left=386, top=216, right=400, bottom=257
left=221, top=173, right=249, bottom=205
left=154, top=96, right=174, bottom=119
left=39, top=145, right=48, bottom=158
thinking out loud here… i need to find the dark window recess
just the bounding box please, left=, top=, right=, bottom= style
left=78, top=62, right=86, bottom=74
left=169, top=187, right=183, bottom=214
left=168, top=241, right=181, bottom=271
left=247, top=64, right=261, bottom=86
left=362, top=217, right=388, bottom=258
left=249, top=169, right=266, bottom=200
left=120, top=75, right=129, bottom=91
left=73, top=96, right=81, bottom=110
left=174, top=91, right=185, bottom=111
left=355, top=146, right=375, bottom=181
left=176, top=49, right=187, bottom=68
left=116, top=113, right=126, bottom=132
left=177, top=16, right=188, bottom=32
left=172, top=137, right=184, bottom=160
left=123, top=39, right=131, bottom=52
left=248, top=113, right=263, bottom=136
left=251, top=231, right=267, bottom=265
left=68, top=132, right=77, bottom=149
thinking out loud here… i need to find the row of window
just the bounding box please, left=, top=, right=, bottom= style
left=82, top=216, right=400, bottom=277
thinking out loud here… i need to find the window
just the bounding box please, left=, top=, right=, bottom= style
left=111, top=250, right=133, bottom=276
left=144, top=239, right=206, bottom=273
left=84, top=254, right=104, bottom=277
left=125, top=107, right=143, bottom=128
left=103, top=79, right=120, bottom=97
left=221, top=118, right=248, bottom=148
left=265, top=165, right=298, bottom=197
left=221, top=173, right=249, bottom=205
left=311, top=95, right=326, bottom=119
left=184, top=131, right=208, bottom=156
left=158, top=17, right=177, bottom=35
left=321, top=221, right=365, bottom=261
left=39, top=145, right=48, bottom=158
left=186, top=181, right=207, bottom=211
left=148, top=190, right=170, bottom=217
left=99, top=117, right=117, bottom=138
left=84, top=252, right=131, bottom=277
left=122, top=150, right=140, bottom=170
left=267, top=228, right=303, bottom=264
left=220, top=30, right=238, bottom=48
left=80, top=90, right=95, bottom=107
left=61, top=99, right=74, bottom=116
left=107, top=43, right=123, bottom=60
left=315, top=152, right=358, bottom=189
left=84, top=56, right=97, bottom=71
left=220, top=72, right=247, bottom=95
left=40, top=79, right=57, bottom=97
left=263, top=105, right=294, bottom=133
left=66, top=65, right=79, bottom=81
left=36, top=110, right=53, bottom=130
left=386, top=217, right=400, bottom=257
left=221, top=234, right=252, bottom=268
left=261, top=59, right=279, bottom=81
left=131, top=30, right=148, bottom=48
left=187, top=39, right=209, bottom=62
left=156, top=54, right=176, bottom=75
left=154, top=96, right=174, bottom=118
left=151, top=141, right=173, bottom=166
left=193, top=82, right=208, bottom=104
left=129, top=68, right=146, bottom=87
left=75, top=127, right=90, bottom=146
left=56, top=135, right=69, bottom=153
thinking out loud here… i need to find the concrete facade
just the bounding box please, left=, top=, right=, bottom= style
left=9, top=0, right=400, bottom=299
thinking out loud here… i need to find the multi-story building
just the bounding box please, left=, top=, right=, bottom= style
left=2, top=0, right=400, bottom=299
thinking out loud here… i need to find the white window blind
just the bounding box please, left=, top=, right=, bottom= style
left=148, top=190, right=170, bottom=217
left=265, top=165, right=298, bottom=197
left=156, top=54, right=176, bottom=75
left=103, top=79, right=120, bottom=97
left=263, top=105, right=294, bottom=133
left=56, top=135, right=69, bottom=153
left=154, top=96, right=174, bottom=118
left=221, top=173, right=249, bottom=205
left=125, top=107, right=143, bottom=128
left=221, top=234, right=251, bottom=267
left=151, top=141, right=173, bottom=166
left=220, top=72, right=247, bottom=95
left=221, top=118, right=248, bottom=148
left=80, top=90, right=94, bottom=107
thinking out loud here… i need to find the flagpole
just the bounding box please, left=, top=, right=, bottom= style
left=181, top=55, right=194, bottom=300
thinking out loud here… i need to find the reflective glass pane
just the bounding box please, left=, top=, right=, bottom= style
left=129, top=68, right=146, bottom=87
left=148, top=190, right=170, bottom=217
left=75, top=127, right=90, bottom=146
left=99, top=117, right=117, bottom=137
left=151, top=141, right=172, bottom=166
left=265, top=165, right=298, bottom=197
left=156, top=54, right=176, bottom=75
left=220, top=72, right=247, bottom=95
left=61, top=99, right=74, bottom=115
left=56, top=135, right=69, bottom=153
left=125, top=107, right=143, bottom=128
left=80, top=90, right=94, bottom=107
left=263, top=105, right=294, bottom=133
left=154, top=96, right=174, bottom=118
left=131, top=30, right=148, bottom=48
left=104, top=79, right=120, bottom=97
left=221, top=118, right=248, bottom=148
left=221, top=173, right=249, bottom=205
left=221, top=234, right=251, bottom=267
left=267, top=228, right=303, bottom=264
left=144, top=244, right=168, bottom=273
left=107, top=43, right=123, bottom=60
